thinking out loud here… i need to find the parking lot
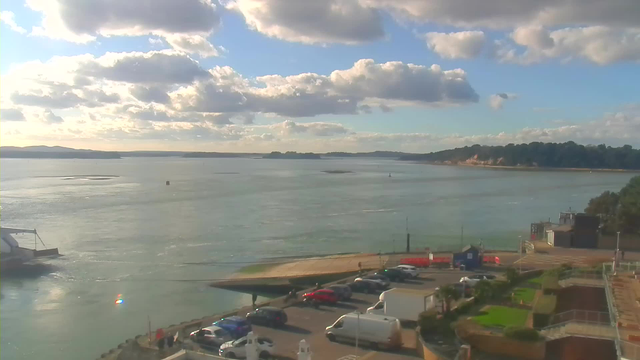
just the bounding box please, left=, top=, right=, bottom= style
left=241, top=270, right=467, bottom=360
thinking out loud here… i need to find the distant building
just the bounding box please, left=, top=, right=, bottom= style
left=453, top=245, right=482, bottom=270
left=545, top=212, right=600, bottom=249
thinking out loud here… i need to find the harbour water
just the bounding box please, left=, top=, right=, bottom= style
left=0, top=157, right=635, bottom=360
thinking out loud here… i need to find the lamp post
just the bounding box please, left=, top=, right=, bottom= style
left=518, top=235, right=523, bottom=273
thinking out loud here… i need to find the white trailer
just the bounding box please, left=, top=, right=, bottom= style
left=366, top=288, right=436, bottom=322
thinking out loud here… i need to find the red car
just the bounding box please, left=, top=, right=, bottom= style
left=302, top=289, right=338, bottom=304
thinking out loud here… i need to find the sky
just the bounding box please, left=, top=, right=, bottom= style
left=0, top=0, right=639, bottom=153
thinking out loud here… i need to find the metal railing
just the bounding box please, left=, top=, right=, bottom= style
left=549, top=310, right=610, bottom=326
left=603, top=267, right=624, bottom=358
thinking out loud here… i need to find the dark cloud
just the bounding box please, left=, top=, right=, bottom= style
left=52, top=0, right=220, bottom=36
left=11, top=91, right=86, bottom=109
left=130, top=85, right=170, bottom=104
left=43, top=109, right=64, bottom=124
left=228, top=0, right=385, bottom=44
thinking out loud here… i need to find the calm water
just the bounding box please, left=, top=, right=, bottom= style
left=0, top=157, right=634, bottom=359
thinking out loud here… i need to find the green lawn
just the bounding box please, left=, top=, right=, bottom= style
left=528, top=276, right=543, bottom=285
left=473, top=306, right=529, bottom=328
left=512, top=287, right=536, bottom=305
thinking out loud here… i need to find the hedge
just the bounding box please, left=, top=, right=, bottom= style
left=504, top=326, right=541, bottom=342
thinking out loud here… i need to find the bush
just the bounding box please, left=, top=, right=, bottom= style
left=418, top=310, right=439, bottom=334
left=504, top=326, right=541, bottom=341
left=541, top=275, right=560, bottom=294
left=455, top=300, right=474, bottom=315
left=533, top=295, right=557, bottom=314
left=505, top=267, right=520, bottom=285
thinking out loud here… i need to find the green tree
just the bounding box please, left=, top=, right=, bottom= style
left=585, top=190, right=620, bottom=233
left=618, top=176, right=640, bottom=234
left=505, top=267, right=519, bottom=285
left=436, top=285, right=461, bottom=313
left=473, top=280, right=494, bottom=301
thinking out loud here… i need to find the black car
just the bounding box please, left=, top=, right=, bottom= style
left=376, top=268, right=410, bottom=282
left=326, top=284, right=353, bottom=300
left=349, top=279, right=378, bottom=293
left=246, top=306, right=288, bottom=327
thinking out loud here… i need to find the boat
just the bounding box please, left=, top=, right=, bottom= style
left=1, top=227, right=60, bottom=271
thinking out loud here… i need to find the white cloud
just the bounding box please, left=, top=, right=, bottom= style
left=272, top=120, right=349, bottom=136
left=496, top=26, right=640, bottom=65
left=422, top=31, right=486, bottom=59
left=226, top=0, right=385, bottom=44
left=163, top=34, right=220, bottom=58
left=26, top=0, right=221, bottom=43
left=0, top=11, right=26, bottom=34
left=172, top=59, right=479, bottom=117
left=489, top=93, right=517, bottom=110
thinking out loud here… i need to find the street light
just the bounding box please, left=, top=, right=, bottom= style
left=518, top=235, right=523, bottom=273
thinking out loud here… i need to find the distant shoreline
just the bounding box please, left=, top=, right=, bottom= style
left=419, top=161, right=640, bottom=173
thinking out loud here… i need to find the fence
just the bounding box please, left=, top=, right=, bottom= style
left=549, top=310, right=610, bottom=326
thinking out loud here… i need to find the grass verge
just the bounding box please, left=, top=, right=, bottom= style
left=512, top=287, right=536, bottom=305
left=473, top=306, right=529, bottom=328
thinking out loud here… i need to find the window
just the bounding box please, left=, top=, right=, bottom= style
left=214, top=330, right=226, bottom=337
left=333, top=319, right=344, bottom=328
left=374, top=302, right=384, bottom=310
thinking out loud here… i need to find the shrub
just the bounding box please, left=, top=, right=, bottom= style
left=541, top=275, right=560, bottom=294
left=473, top=280, right=494, bottom=301
left=533, top=295, right=557, bottom=314
left=418, top=310, right=439, bottom=334
left=455, top=300, right=474, bottom=315
left=506, top=267, right=520, bottom=285
left=504, top=326, right=541, bottom=342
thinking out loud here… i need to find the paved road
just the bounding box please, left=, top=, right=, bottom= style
left=243, top=270, right=466, bottom=360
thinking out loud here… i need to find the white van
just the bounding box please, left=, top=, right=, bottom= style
left=325, top=313, right=402, bottom=349
left=366, top=288, right=436, bottom=322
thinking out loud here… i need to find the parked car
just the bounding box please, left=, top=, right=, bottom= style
left=189, top=325, right=233, bottom=348
left=376, top=268, right=410, bottom=282
left=213, top=316, right=252, bottom=339
left=355, top=274, right=390, bottom=289
left=395, top=265, right=419, bottom=278
left=327, top=284, right=352, bottom=300
left=302, top=289, right=338, bottom=304
left=325, top=313, right=402, bottom=349
left=459, top=274, right=496, bottom=287
left=219, top=335, right=275, bottom=359
left=246, top=306, right=288, bottom=327
left=349, top=279, right=379, bottom=294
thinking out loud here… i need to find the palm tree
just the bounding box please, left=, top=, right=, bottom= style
left=436, top=285, right=461, bottom=313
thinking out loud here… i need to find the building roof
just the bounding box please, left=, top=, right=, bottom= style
left=548, top=224, right=573, bottom=232
left=461, top=245, right=480, bottom=252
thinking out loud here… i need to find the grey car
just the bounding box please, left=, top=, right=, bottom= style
left=327, top=284, right=352, bottom=300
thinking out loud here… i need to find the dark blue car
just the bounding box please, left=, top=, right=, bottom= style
left=213, top=316, right=252, bottom=339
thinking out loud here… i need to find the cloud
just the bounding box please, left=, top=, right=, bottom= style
left=130, top=85, right=171, bottom=104
left=79, top=51, right=210, bottom=84
left=0, top=11, right=26, bottom=34
left=43, top=109, right=64, bottom=124
left=226, top=0, right=385, bottom=44
left=11, top=91, right=87, bottom=109
left=489, top=93, right=517, bottom=110
left=172, top=59, right=479, bottom=117
left=273, top=120, right=349, bottom=136
left=496, top=26, right=640, bottom=65
left=26, top=0, right=220, bottom=43
left=422, top=31, right=486, bottom=59
left=360, top=0, right=640, bottom=29
left=379, top=104, right=393, bottom=113
left=164, top=34, right=220, bottom=58
left=2, top=108, right=26, bottom=121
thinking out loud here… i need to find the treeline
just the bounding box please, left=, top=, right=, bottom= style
left=0, top=150, right=121, bottom=159
left=585, top=176, right=640, bottom=234
left=399, top=142, right=640, bottom=169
